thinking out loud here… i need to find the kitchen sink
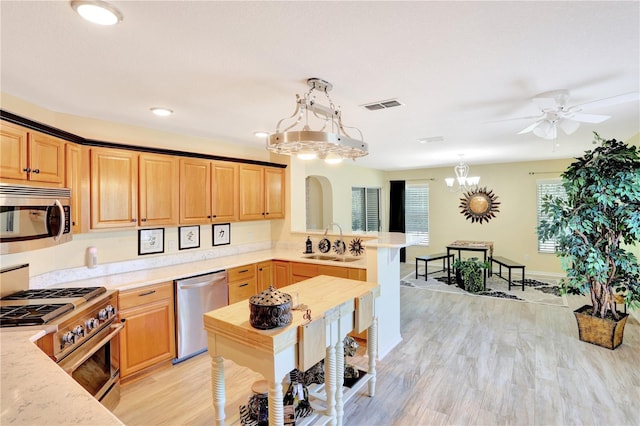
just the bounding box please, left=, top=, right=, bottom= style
left=331, top=257, right=360, bottom=262
left=303, top=254, right=338, bottom=261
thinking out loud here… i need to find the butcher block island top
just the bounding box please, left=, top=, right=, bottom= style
left=203, top=275, right=380, bottom=426
left=204, top=275, right=378, bottom=353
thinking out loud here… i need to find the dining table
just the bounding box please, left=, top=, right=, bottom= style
left=446, top=240, right=494, bottom=289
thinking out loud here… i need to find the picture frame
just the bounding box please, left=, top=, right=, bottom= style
left=138, top=228, right=165, bottom=255
left=212, top=223, right=231, bottom=246
left=178, top=225, right=200, bottom=250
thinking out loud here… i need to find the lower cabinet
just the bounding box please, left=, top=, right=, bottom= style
left=228, top=264, right=257, bottom=304
left=256, top=261, right=273, bottom=292
left=290, top=261, right=366, bottom=283
left=118, top=281, right=176, bottom=382
left=273, top=260, right=292, bottom=288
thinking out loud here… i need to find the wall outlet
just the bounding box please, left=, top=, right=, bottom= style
left=524, top=254, right=529, bottom=261
left=168, top=240, right=176, bottom=251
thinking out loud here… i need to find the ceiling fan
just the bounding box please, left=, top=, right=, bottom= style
left=514, top=90, right=639, bottom=140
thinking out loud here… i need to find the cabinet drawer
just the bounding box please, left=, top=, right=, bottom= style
left=227, top=264, right=256, bottom=282
left=290, top=262, right=318, bottom=278
left=119, top=281, right=173, bottom=310
left=228, top=277, right=257, bottom=304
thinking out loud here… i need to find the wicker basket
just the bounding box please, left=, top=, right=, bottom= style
left=573, top=305, right=629, bottom=350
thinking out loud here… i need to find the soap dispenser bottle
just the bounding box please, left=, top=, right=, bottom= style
left=305, top=236, right=313, bottom=254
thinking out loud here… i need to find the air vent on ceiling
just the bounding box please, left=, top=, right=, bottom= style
left=361, top=98, right=404, bottom=111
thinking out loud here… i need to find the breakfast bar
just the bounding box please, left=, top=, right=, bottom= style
left=203, top=275, right=380, bottom=426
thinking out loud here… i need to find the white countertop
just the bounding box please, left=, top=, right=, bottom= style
left=0, top=329, right=124, bottom=425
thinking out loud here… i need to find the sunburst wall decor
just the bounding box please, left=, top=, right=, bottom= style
left=459, top=186, right=500, bottom=224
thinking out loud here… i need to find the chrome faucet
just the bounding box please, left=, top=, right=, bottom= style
left=324, top=222, right=345, bottom=256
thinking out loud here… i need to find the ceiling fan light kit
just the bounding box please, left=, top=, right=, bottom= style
left=265, top=78, right=368, bottom=163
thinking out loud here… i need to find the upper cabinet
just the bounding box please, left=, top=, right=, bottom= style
left=179, top=158, right=238, bottom=225
left=91, top=148, right=179, bottom=229
left=90, top=147, right=138, bottom=229
left=139, top=153, right=179, bottom=226
left=65, top=143, right=90, bottom=234
left=239, top=164, right=285, bottom=221
left=1, top=121, right=64, bottom=185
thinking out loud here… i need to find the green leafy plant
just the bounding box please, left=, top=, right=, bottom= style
left=453, top=257, right=490, bottom=293
left=538, top=133, right=640, bottom=319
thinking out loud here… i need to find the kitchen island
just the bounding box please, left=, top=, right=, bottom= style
left=204, top=275, right=379, bottom=426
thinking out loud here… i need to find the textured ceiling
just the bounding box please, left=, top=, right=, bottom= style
left=1, top=1, right=639, bottom=170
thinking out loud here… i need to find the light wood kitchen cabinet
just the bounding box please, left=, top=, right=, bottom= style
left=273, top=260, right=292, bottom=288
left=257, top=260, right=273, bottom=292
left=211, top=160, right=238, bottom=222
left=91, top=148, right=178, bottom=229
left=138, top=153, right=178, bottom=226
left=290, top=261, right=366, bottom=284
left=118, top=281, right=176, bottom=382
left=179, top=157, right=212, bottom=224
left=1, top=120, right=64, bottom=185
left=90, top=147, right=138, bottom=229
left=179, top=158, right=238, bottom=225
left=227, top=263, right=257, bottom=304
left=239, top=164, right=285, bottom=221
left=65, top=143, right=90, bottom=234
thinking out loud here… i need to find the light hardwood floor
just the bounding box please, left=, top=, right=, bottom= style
left=113, top=264, right=639, bottom=425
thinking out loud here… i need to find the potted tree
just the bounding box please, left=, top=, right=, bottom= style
left=538, top=133, right=640, bottom=349
left=453, top=257, right=490, bottom=293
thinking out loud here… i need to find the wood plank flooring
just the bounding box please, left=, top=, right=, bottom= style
left=113, top=264, right=640, bottom=425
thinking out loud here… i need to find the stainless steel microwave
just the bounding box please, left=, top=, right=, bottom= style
left=0, top=184, right=72, bottom=254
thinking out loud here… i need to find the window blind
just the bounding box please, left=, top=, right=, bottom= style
left=537, top=179, right=567, bottom=253
left=352, top=187, right=380, bottom=232
left=405, top=183, right=429, bottom=245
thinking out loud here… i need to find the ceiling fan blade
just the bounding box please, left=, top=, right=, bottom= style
left=517, top=120, right=544, bottom=134
left=570, top=112, right=611, bottom=123
left=572, top=92, right=639, bottom=111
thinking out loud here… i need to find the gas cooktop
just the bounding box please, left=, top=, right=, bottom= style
left=1, top=287, right=106, bottom=301
left=0, top=303, right=74, bottom=327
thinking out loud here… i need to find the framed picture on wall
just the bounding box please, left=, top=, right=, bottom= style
left=138, top=228, right=165, bottom=255
left=212, top=223, right=230, bottom=246
left=179, top=225, right=200, bottom=250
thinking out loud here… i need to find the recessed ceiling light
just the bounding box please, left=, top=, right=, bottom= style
left=150, top=107, right=173, bottom=117
left=71, top=1, right=123, bottom=26
left=254, top=131, right=269, bottom=138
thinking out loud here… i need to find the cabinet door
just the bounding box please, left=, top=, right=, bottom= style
left=273, top=260, right=292, bottom=288
left=239, top=164, right=265, bottom=221
left=212, top=161, right=238, bottom=222
left=0, top=120, right=28, bottom=180
left=65, top=143, right=83, bottom=234
left=90, top=148, right=138, bottom=229
left=257, top=261, right=273, bottom=292
left=179, top=157, right=212, bottom=224
left=28, top=131, right=64, bottom=184
left=139, top=153, right=178, bottom=226
left=119, top=282, right=176, bottom=380
left=264, top=167, right=285, bottom=219
left=318, top=264, right=350, bottom=279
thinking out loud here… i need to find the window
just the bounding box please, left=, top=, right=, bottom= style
left=405, top=183, right=429, bottom=245
left=352, top=187, right=380, bottom=232
left=537, top=179, right=567, bottom=253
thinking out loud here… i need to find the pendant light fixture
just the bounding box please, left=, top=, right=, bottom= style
left=445, top=155, right=480, bottom=192
left=266, top=78, right=368, bottom=163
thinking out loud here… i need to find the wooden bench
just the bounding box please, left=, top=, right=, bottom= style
left=490, top=256, right=525, bottom=291
left=415, top=253, right=453, bottom=284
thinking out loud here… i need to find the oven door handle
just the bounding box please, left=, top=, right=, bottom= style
left=60, top=323, right=124, bottom=374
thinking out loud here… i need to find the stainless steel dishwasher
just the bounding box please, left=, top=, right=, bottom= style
left=174, top=270, right=228, bottom=363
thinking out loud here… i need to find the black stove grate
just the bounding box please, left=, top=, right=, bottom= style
left=1, top=287, right=106, bottom=301
left=0, top=303, right=74, bottom=327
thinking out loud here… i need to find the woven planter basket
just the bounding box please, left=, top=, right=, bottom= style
left=573, top=305, right=629, bottom=350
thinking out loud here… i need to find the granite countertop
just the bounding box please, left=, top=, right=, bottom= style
left=0, top=329, right=124, bottom=425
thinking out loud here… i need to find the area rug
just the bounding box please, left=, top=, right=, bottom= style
left=400, top=271, right=568, bottom=307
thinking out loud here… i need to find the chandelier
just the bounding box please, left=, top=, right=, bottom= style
left=266, top=78, right=368, bottom=164
left=445, top=156, right=480, bottom=192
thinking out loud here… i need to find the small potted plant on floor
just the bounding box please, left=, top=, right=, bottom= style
left=538, top=133, right=640, bottom=349
left=453, top=257, right=490, bottom=293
